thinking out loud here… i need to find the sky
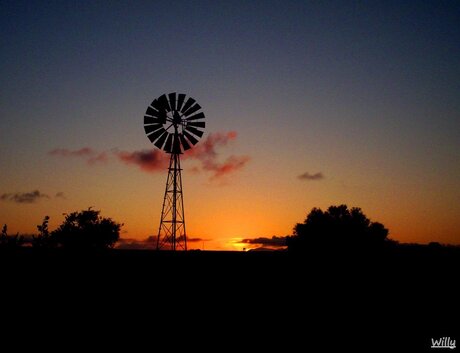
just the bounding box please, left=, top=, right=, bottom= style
left=1, top=0, right=459, bottom=249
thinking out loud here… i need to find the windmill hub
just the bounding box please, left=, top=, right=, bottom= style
left=172, top=111, right=182, bottom=125
left=143, top=92, right=206, bottom=251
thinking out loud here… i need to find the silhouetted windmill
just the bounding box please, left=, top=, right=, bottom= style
left=144, top=93, right=205, bottom=250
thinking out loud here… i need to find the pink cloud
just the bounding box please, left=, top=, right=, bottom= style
left=113, top=131, right=249, bottom=179
left=49, top=131, right=250, bottom=179
left=182, top=131, right=250, bottom=179
left=211, top=155, right=251, bottom=178
left=184, top=131, right=237, bottom=160
left=114, top=149, right=169, bottom=172
left=88, top=152, right=109, bottom=165
left=48, top=147, right=108, bottom=165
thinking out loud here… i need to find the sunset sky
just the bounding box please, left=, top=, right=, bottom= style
left=1, top=1, right=459, bottom=249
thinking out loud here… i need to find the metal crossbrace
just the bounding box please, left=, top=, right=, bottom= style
left=156, top=148, right=187, bottom=251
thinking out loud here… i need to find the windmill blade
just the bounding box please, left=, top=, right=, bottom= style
left=146, top=106, right=157, bottom=117
left=176, top=94, right=186, bottom=112
left=183, top=130, right=199, bottom=145
left=144, top=123, right=163, bottom=135
left=185, top=112, right=205, bottom=121
left=179, top=133, right=191, bottom=151
left=183, top=103, right=201, bottom=117
left=154, top=130, right=168, bottom=150
left=150, top=99, right=162, bottom=111
left=163, top=133, right=174, bottom=153
left=185, top=125, right=204, bottom=138
left=172, top=134, right=181, bottom=154
left=144, top=115, right=163, bottom=125
left=146, top=107, right=167, bottom=123
left=181, top=97, right=196, bottom=114
left=187, top=121, right=205, bottom=128
left=157, top=94, right=171, bottom=112
left=168, top=93, right=176, bottom=111
left=147, top=127, right=167, bottom=144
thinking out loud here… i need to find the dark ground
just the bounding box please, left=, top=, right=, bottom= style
left=1, top=246, right=458, bottom=351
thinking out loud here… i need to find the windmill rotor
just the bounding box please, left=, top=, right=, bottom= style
left=144, top=93, right=206, bottom=154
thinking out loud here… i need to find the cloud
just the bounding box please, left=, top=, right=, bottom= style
left=297, top=172, right=324, bottom=181
left=49, top=131, right=250, bottom=180
left=114, top=131, right=250, bottom=179
left=184, top=131, right=237, bottom=160
left=115, top=236, right=157, bottom=250
left=0, top=190, right=50, bottom=204
left=183, top=131, right=250, bottom=179
left=55, top=192, right=66, bottom=199
left=116, top=236, right=206, bottom=250
left=114, top=149, right=169, bottom=172
left=48, top=147, right=108, bottom=165
left=240, top=236, right=287, bottom=247
left=48, top=147, right=94, bottom=157
left=87, top=152, right=109, bottom=165
left=209, top=155, right=251, bottom=179
left=176, top=235, right=205, bottom=243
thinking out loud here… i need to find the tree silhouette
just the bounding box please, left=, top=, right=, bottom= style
left=0, top=224, right=24, bottom=249
left=0, top=225, right=6, bottom=246
left=32, top=216, right=53, bottom=248
left=52, top=208, right=122, bottom=249
left=286, top=205, right=388, bottom=252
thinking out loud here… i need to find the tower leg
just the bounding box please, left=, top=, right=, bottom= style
left=156, top=152, right=187, bottom=250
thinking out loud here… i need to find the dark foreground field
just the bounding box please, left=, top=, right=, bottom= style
left=2, top=246, right=459, bottom=350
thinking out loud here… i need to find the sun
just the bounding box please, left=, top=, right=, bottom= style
left=227, top=238, right=251, bottom=251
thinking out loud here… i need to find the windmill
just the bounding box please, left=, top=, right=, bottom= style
left=143, top=93, right=205, bottom=250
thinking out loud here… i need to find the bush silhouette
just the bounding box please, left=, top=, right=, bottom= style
left=286, top=205, right=388, bottom=252
left=52, top=208, right=122, bottom=249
